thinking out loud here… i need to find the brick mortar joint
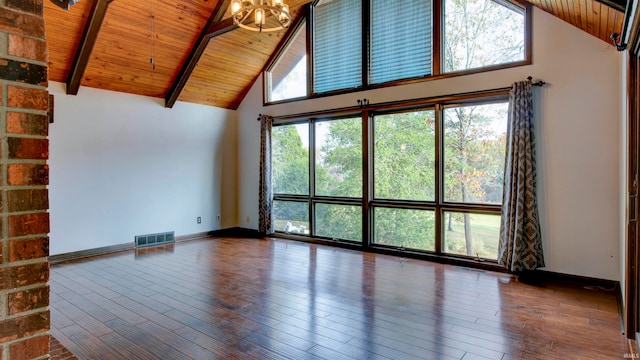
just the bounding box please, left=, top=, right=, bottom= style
left=0, top=5, right=45, bottom=20
left=3, top=159, right=48, bottom=165
left=6, top=209, right=49, bottom=216
left=4, top=80, right=48, bottom=91
left=6, top=134, right=48, bottom=140
left=0, top=282, right=49, bottom=296
left=4, top=234, right=50, bottom=243
left=6, top=31, right=47, bottom=43
left=3, top=332, right=51, bottom=347
left=4, top=110, right=48, bottom=118
left=0, top=308, right=50, bottom=323
left=2, top=55, right=47, bottom=68
left=0, top=185, right=48, bottom=193
left=7, top=109, right=49, bottom=115
left=4, top=108, right=48, bottom=115
left=5, top=229, right=50, bottom=238
left=0, top=256, right=48, bottom=269
left=4, top=234, right=49, bottom=240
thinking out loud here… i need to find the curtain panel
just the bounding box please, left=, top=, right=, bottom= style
left=498, top=80, right=545, bottom=272
left=259, top=115, right=274, bottom=235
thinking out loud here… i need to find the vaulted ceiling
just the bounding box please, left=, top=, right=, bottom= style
left=44, top=0, right=624, bottom=110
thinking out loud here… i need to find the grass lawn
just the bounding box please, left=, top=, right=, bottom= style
left=274, top=212, right=501, bottom=261
left=444, top=213, right=500, bottom=259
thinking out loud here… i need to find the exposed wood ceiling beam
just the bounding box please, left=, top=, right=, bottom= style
left=66, top=0, right=114, bottom=95
left=165, top=0, right=234, bottom=108
left=595, top=0, right=627, bottom=12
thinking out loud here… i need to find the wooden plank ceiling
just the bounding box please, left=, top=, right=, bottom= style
left=44, top=0, right=623, bottom=110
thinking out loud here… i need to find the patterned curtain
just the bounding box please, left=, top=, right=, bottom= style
left=498, top=80, right=545, bottom=272
left=258, top=114, right=274, bottom=235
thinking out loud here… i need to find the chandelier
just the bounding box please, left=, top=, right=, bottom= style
left=231, top=0, right=292, bottom=33
left=50, top=0, right=80, bottom=10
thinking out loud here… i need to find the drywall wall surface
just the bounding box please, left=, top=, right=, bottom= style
left=48, top=83, right=237, bottom=255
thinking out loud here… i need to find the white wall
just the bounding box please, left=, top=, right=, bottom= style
left=48, top=83, right=237, bottom=255
left=237, top=7, right=623, bottom=280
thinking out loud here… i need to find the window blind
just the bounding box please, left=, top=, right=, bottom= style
left=313, top=0, right=363, bottom=94
left=370, top=0, right=432, bottom=85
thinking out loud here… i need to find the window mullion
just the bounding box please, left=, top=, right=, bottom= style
left=306, top=6, right=314, bottom=98
left=433, top=0, right=442, bottom=75
left=362, top=110, right=370, bottom=248
left=362, top=0, right=370, bottom=87
left=309, top=118, right=315, bottom=237
left=435, top=103, right=443, bottom=255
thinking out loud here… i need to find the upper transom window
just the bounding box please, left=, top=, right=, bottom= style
left=265, top=0, right=530, bottom=103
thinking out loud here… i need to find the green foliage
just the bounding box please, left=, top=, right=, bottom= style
left=374, top=208, right=435, bottom=251
left=444, top=104, right=507, bottom=204
left=374, top=111, right=436, bottom=200
left=315, top=118, right=362, bottom=197
left=315, top=204, right=362, bottom=241
left=273, top=200, right=309, bottom=233
left=444, top=0, right=525, bottom=72
left=272, top=124, right=309, bottom=195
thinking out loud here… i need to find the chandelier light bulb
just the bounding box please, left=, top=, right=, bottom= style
left=255, top=8, right=265, bottom=25
left=279, top=4, right=289, bottom=21
left=232, top=0, right=241, bottom=14
left=230, top=0, right=291, bottom=32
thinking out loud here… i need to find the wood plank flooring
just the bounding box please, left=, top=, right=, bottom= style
left=50, top=237, right=628, bottom=359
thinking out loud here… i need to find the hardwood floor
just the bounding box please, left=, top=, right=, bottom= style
left=50, top=237, right=627, bottom=359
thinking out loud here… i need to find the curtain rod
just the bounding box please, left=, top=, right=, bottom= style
left=259, top=76, right=546, bottom=121
left=528, top=76, right=546, bottom=87
left=611, top=0, right=636, bottom=51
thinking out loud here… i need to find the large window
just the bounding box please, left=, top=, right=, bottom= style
left=272, top=95, right=509, bottom=261
left=265, top=0, right=529, bottom=102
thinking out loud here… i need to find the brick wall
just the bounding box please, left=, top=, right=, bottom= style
left=0, top=0, right=50, bottom=359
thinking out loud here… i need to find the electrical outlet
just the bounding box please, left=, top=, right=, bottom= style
left=216, top=214, right=221, bottom=222
left=245, top=216, right=250, bottom=223
left=197, top=217, right=201, bottom=224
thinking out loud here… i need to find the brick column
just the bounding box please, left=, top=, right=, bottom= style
left=0, top=0, right=50, bottom=359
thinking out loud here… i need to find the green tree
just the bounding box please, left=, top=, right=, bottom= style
left=374, top=111, right=436, bottom=201
left=314, top=118, right=363, bottom=240
left=272, top=124, right=308, bottom=195
left=444, top=105, right=506, bottom=256
left=315, top=118, right=362, bottom=197
left=372, top=111, right=436, bottom=250
left=272, top=124, right=309, bottom=231
left=444, top=0, right=525, bottom=72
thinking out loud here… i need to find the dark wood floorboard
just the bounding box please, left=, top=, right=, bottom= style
left=50, top=237, right=628, bottom=360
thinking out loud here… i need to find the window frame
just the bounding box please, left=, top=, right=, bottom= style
left=264, top=0, right=531, bottom=105
left=262, top=6, right=310, bottom=105
left=271, top=89, right=510, bottom=264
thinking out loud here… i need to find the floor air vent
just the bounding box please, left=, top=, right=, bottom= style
left=135, top=231, right=175, bottom=248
